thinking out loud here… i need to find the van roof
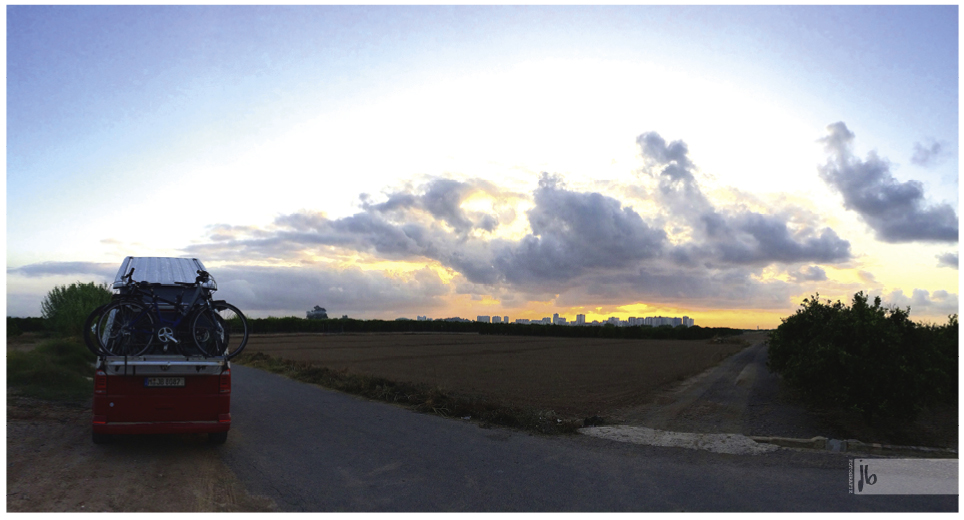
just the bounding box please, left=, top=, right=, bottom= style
left=113, top=257, right=208, bottom=288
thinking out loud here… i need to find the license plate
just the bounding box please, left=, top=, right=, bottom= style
left=144, top=377, right=185, bottom=387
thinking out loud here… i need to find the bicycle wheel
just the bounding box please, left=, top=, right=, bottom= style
left=83, top=303, right=110, bottom=356
left=192, top=302, right=249, bottom=359
left=95, top=301, right=155, bottom=356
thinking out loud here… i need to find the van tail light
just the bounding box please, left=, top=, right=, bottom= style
left=219, top=368, right=231, bottom=394
left=94, top=370, right=108, bottom=394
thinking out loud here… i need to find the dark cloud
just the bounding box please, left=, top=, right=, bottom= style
left=494, top=173, right=666, bottom=285
left=189, top=175, right=668, bottom=291
left=8, top=261, right=118, bottom=279
left=789, top=265, right=828, bottom=283
left=911, top=139, right=949, bottom=167
left=639, top=131, right=852, bottom=266
left=818, top=122, right=958, bottom=243
left=937, top=252, right=958, bottom=270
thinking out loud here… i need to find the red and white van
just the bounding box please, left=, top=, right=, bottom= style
left=91, top=257, right=232, bottom=444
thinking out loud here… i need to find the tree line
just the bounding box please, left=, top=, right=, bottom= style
left=244, top=315, right=744, bottom=340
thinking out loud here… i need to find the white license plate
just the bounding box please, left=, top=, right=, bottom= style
left=144, top=377, right=185, bottom=387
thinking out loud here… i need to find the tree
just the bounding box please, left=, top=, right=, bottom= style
left=41, top=282, right=113, bottom=337
left=768, top=292, right=958, bottom=423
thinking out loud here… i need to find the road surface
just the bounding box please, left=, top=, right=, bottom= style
left=220, top=363, right=956, bottom=511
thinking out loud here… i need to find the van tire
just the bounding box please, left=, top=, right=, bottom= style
left=209, top=431, right=228, bottom=444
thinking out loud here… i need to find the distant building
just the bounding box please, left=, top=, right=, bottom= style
left=307, top=306, right=328, bottom=320
left=515, top=319, right=531, bottom=324
left=503, top=316, right=509, bottom=324
left=417, top=316, right=429, bottom=321
left=576, top=314, right=586, bottom=326
left=492, top=316, right=502, bottom=324
left=541, top=317, right=551, bottom=325
left=477, top=315, right=491, bottom=323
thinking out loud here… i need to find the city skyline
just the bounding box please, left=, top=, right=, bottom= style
left=7, top=6, right=958, bottom=329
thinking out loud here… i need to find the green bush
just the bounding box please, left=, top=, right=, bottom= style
left=40, top=282, right=113, bottom=337
left=7, top=338, right=97, bottom=401
left=768, top=292, right=958, bottom=423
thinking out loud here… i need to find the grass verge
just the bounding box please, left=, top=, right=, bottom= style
left=232, top=351, right=585, bottom=435
left=7, top=337, right=96, bottom=402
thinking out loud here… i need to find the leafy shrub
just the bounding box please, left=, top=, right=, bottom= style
left=768, top=292, right=958, bottom=423
left=40, top=282, right=113, bottom=337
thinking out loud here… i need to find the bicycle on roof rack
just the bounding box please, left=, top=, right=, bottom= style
left=85, top=268, right=249, bottom=359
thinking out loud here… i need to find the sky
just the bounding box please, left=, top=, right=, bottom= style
left=5, top=5, right=960, bottom=328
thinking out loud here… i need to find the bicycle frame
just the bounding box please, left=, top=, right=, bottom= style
left=118, top=276, right=214, bottom=351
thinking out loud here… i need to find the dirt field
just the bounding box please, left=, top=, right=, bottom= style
left=244, top=332, right=749, bottom=416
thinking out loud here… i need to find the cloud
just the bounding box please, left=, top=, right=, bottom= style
left=210, top=264, right=452, bottom=318
left=936, top=252, right=958, bottom=270
left=361, top=177, right=516, bottom=235
left=857, top=270, right=878, bottom=284
left=639, top=131, right=852, bottom=267
left=911, top=139, right=949, bottom=167
left=8, top=261, right=118, bottom=279
left=493, top=173, right=666, bottom=286
left=178, top=131, right=861, bottom=316
left=818, top=122, right=958, bottom=243
left=789, top=265, right=828, bottom=283
left=884, top=288, right=959, bottom=319
left=555, top=265, right=798, bottom=311
left=188, top=174, right=668, bottom=292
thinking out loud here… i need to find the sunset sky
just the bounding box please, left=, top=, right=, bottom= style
left=6, top=5, right=959, bottom=328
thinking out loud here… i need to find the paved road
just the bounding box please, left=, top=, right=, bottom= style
left=220, top=364, right=956, bottom=511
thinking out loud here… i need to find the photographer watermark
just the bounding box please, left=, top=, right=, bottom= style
left=849, top=459, right=958, bottom=495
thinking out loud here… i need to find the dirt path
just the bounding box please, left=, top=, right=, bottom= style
left=610, top=332, right=828, bottom=437
left=608, top=333, right=958, bottom=449
left=6, top=396, right=277, bottom=512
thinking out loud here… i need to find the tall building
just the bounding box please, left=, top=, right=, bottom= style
left=576, top=314, right=586, bottom=325
left=477, top=315, right=490, bottom=323
left=503, top=316, right=509, bottom=324
left=492, top=316, right=502, bottom=324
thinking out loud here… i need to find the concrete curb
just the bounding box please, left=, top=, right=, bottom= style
left=749, top=435, right=958, bottom=458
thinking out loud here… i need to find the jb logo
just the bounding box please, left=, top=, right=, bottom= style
left=858, top=464, right=877, bottom=492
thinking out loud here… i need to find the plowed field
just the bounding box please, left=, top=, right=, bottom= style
left=244, top=333, right=749, bottom=416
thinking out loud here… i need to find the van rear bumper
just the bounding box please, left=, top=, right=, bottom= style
left=92, top=418, right=230, bottom=435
